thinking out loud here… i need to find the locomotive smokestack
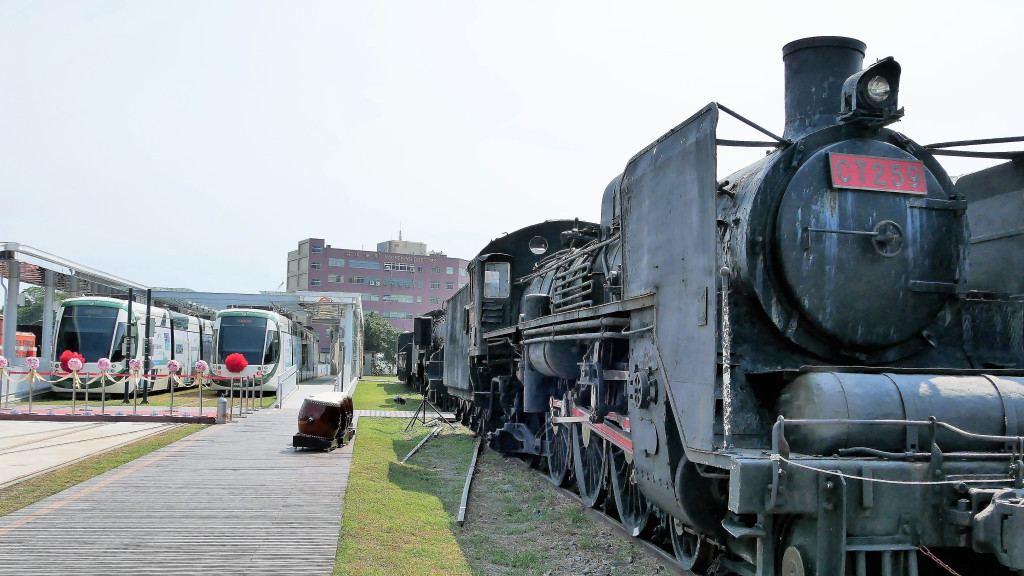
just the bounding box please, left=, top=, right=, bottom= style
left=782, top=36, right=866, bottom=140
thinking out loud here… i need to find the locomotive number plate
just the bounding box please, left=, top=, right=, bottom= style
left=829, top=153, right=928, bottom=195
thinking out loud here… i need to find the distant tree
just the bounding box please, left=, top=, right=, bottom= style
left=364, top=309, right=398, bottom=350
left=362, top=312, right=399, bottom=376
left=0, top=287, right=68, bottom=326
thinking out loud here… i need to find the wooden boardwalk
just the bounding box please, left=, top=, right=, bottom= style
left=0, top=407, right=353, bottom=576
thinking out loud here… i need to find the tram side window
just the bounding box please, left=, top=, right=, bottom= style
left=263, top=330, right=280, bottom=365
left=483, top=262, right=510, bottom=298
left=110, top=322, right=127, bottom=362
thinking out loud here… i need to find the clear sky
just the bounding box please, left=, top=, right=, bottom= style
left=2, top=1, right=1021, bottom=293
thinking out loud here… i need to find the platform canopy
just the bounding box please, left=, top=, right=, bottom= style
left=149, top=290, right=362, bottom=327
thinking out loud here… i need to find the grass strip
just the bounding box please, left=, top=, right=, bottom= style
left=351, top=377, right=411, bottom=411
left=0, top=424, right=206, bottom=517
left=334, top=418, right=475, bottom=576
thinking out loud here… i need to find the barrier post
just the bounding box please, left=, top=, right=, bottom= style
left=258, top=376, right=264, bottom=411
left=0, top=358, right=7, bottom=411
left=123, top=289, right=133, bottom=404
left=228, top=377, right=235, bottom=420
left=101, top=376, right=106, bottom=415
left=69, top=360, right=83, bottom=415
left=237, top=375, right=245, bottom=414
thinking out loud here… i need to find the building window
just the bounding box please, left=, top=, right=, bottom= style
left=446, top=282, right=454, bottom=290
left=329, top=258, right=345, bottom=267
left=416, top=296, right=422, bottom=303
left=382, top=294, right=415, bottom=303
left=349, top=260, right=380, bottom=269
left=311, top=246, right=323, bottom=253
left=310, top=278, right=322, bottom=286
left=329, top=275, right=344, bottom=283
left=431, top=266, right=441, bottom=274
left=361, top=293, right=379, bottom=301
left=430, top=297, right=439, bottom=305
left=382, top=311, right=414, bottom=320
left=311, top=262, right=322, bottom=269
left=430, top=281, right=441, bottom=289
left=417, top=266, right=423, bottom=272
left=460, top=268, right=467, bottom=277
left=349, top=276, right=381, bottom=286
left=320, top=347, right=329, bottom=354
left=384, top=262, right=414, bottom=272
left=383, top=277, right=414, bottom=288
left=418, top=281, right=423, bottom=288
left=446, top=267, right=454, bottom=275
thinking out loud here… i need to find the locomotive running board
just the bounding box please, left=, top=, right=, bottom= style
left=514, top=293, right=655, bottom=332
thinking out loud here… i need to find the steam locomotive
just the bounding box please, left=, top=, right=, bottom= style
left=400, top=37, right=1024, bottom=575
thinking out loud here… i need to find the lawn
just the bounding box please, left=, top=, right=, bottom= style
left=0, top=424, right=207, bottom=517
left=351, top=376, right=415, bottom=411
left=334, top=418, right=476, bottom=576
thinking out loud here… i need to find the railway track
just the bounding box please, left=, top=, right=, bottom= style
left=507, top=454, right=691, bottom=576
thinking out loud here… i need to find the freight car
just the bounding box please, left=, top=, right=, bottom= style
left=418, top=37, right=1024, bottom=575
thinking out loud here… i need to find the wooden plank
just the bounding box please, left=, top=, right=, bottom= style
left=457, top=436, right=482, bottom=526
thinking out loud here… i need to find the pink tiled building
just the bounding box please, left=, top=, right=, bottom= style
left=287, top=237, right=469, bottom=335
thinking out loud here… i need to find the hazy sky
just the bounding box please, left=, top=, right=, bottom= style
left=2, top=1, right=1022, bottom=293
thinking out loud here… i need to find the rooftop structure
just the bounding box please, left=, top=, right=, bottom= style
left=286, top=238, right=469, bottom=332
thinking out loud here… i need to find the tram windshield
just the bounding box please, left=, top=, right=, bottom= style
left=217, top=316, right=269, bottom=365
left=55, top=306, right=120, bottom=362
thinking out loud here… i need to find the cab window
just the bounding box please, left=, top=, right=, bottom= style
left=483, top=262, right=510, bottom=298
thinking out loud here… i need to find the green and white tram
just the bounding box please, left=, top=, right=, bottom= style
left=50, top=297, right=214, bottom=395
left=209, top=308, right=317, bottom=392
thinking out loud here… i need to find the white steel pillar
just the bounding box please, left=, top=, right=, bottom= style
left=3, top=261, right=19, bottom=362
left=342, top=308, right=353, bottom=385
left=40, top=270, right=55, bottom=366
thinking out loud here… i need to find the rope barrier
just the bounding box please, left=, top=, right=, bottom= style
left=770, top=454, right=1012, bottom=486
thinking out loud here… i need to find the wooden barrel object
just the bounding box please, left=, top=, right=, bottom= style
left=294, top=391, right=354, bottom=450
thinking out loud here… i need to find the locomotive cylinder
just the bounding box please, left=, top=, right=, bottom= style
left=782, top=36, right=866, bottom=140
left=777, top=372, right=1024, bottom=455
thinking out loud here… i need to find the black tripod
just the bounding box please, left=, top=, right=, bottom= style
left=405, top=392, right=457, bottom=432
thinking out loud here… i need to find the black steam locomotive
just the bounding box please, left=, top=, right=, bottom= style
left=399, top=37, right=1024, bottom=575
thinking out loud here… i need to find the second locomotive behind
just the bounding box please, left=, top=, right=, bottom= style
left=405, top=37, right=1024, bottom=576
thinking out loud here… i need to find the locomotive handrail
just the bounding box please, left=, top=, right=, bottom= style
left=925, top=135, right=1024, bottom=149
left=715, top=102, right=790, bottom=145
left=772, top=416, right=1024, bottom=456
left=520, top=317, right=628, bottom=338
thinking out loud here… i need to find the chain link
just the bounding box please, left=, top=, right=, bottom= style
left=919, top=546, right=964, bottom=576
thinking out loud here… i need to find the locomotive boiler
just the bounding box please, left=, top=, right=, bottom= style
left=415, top=37, right=1024, bottom=575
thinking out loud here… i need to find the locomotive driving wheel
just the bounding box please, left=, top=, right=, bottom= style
left=669, top=518, right=713, bottom=574
left=608, top=446, right=652, bottom=537
left=571, top=424, right=608, bottom=508
left=545, top=421, right=572, bottom=487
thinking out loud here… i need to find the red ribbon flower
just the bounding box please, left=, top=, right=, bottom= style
left=225, top=353, right=248, bottom=374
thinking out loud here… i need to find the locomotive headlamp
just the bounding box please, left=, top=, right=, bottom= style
left=866, top=76, right=890, bottom=102
left=840, top=56, right=903, bottom=126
